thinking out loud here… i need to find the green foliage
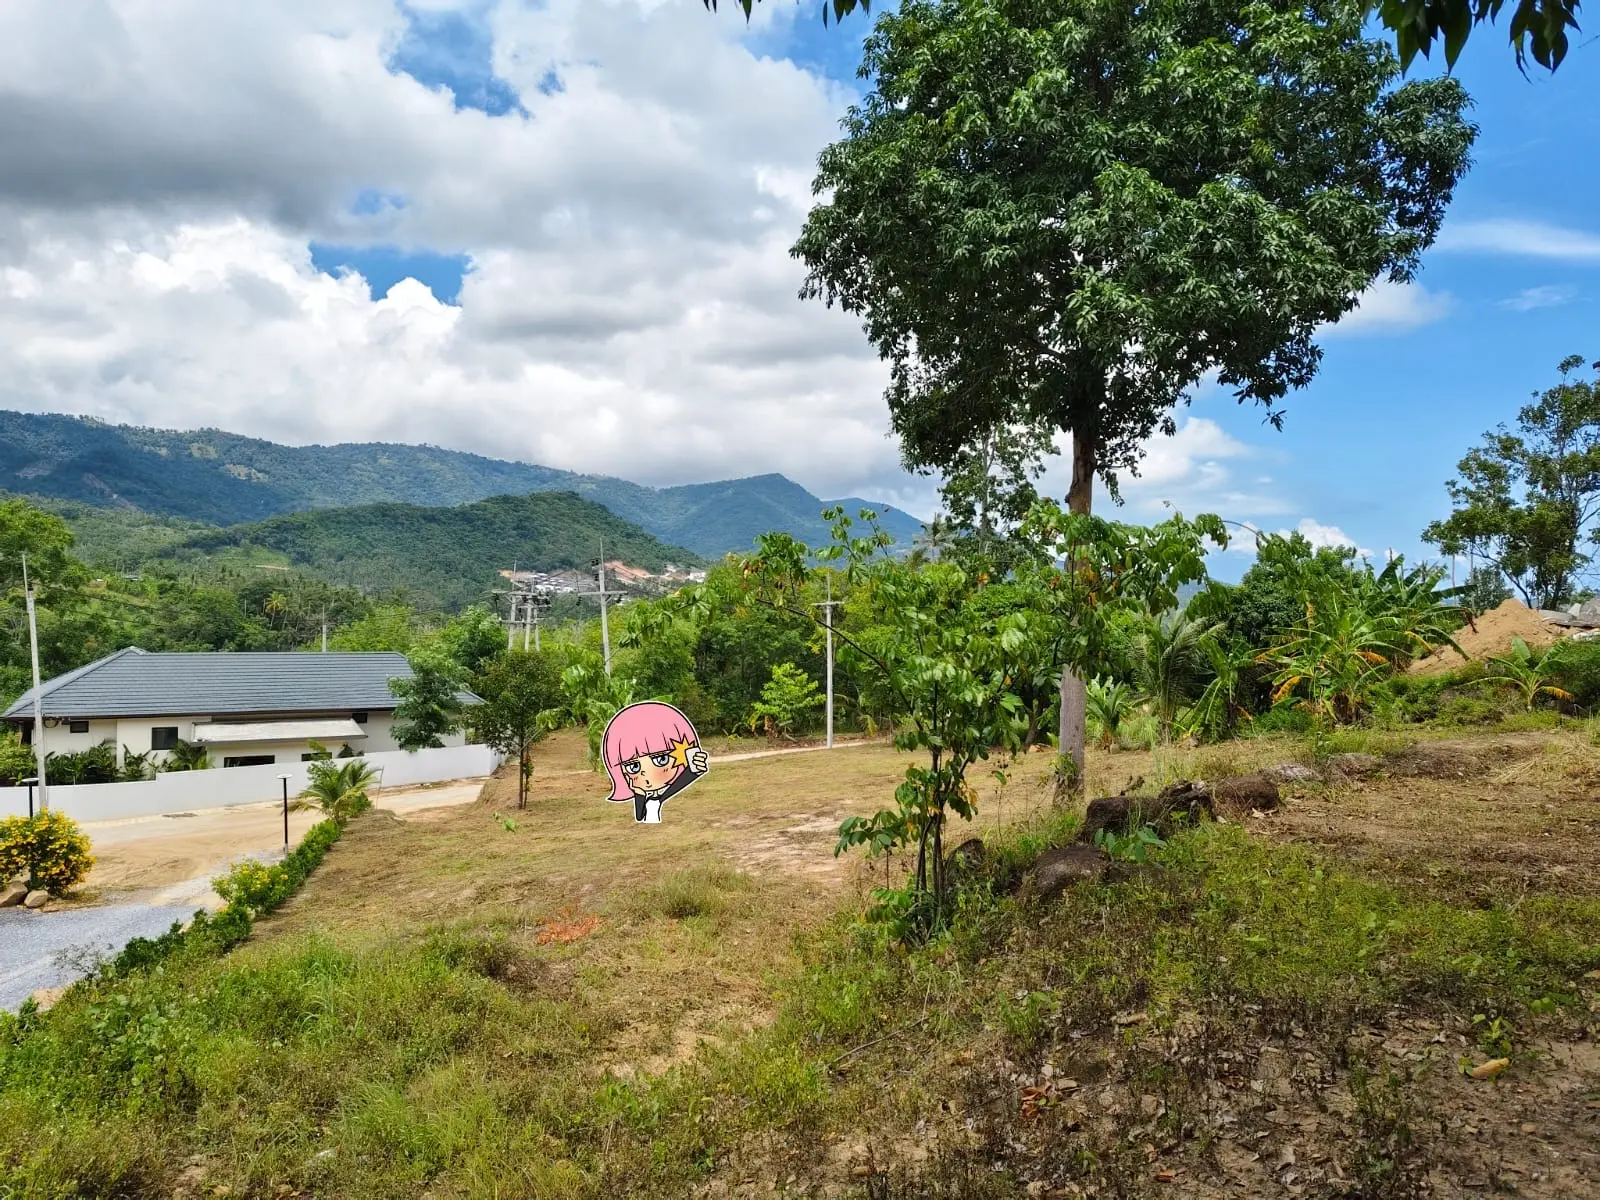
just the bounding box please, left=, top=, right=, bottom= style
left=327, top=605, right=416, bottom=653
left=1424, top=355, right=1600, bottom=610
left=1092, top=824, right=1167, bottom=864
left=1541, top=638, right=1600, bottom=708
left=0, top=810, right=93, bottom=895
left=389, top=651, right=466, bottom=750
left=296, top=760, right=378, bottom=822
left=163, top=493, right=702, bottom=612
left=0, top=730, right=34, bottom=787
left=749, top=662, right=824, bottom=740
left=1374, top=0, right=1582, bottom=71
left=45, top=742, right=120, bottom=785
left=794, top=0, right=1473, bottom=514
left=1084, top=677, right=1136, bottom=750
left=1477, top=637, right=1577, bottom=710
left=159, top=740, right=211, bottom=772
left=474, top=651, right=564, bottom=809
left=1131, top=609, right=1222, bottom=741
left=1263, top=554, right=1464, bottom=726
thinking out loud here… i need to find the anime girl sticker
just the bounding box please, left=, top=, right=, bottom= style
left=601, top=701, right=709, bottom=824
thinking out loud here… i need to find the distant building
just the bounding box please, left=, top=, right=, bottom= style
left=1, top=649, right=480, bottom=768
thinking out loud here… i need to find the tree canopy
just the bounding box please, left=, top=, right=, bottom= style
left=706, top=0, right=1582, bottom=71
left=1424, top=355, right=1600, bottom=610
left=794, top=0, right=1475, bottom=515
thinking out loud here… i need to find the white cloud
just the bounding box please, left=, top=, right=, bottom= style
left=1284, top=518, right=1372, bottom=559
left=1436, top=218, right=1600, bottom=261
left=1501, top=284, right=1578, bottom=311
left=0, top=0, right=907, bottom=497
left=1318, top=279, right=1452, bottom=338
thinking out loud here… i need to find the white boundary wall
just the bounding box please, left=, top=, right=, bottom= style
left=0, top=744, right=502, bottom=823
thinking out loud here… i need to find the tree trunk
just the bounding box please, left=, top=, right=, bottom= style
left=1055, top=425, right=1096, bottom=806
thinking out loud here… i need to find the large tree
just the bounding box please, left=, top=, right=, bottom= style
left=706, top=0, right=1584, bottom=71
left=1424, top=355, right=1600, bottom=610
left=792, top=0, right=1474, bottom=784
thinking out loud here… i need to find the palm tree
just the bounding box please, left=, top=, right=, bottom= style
left=1084, top=676, right=1136, bottom=750
left=160, top=740, right=212, bottom=772
left=1133, top=608, right=1223, bottom=741
left=295, top=758, right=379, bottom=822
left=264, top=590, right=289, bottom=627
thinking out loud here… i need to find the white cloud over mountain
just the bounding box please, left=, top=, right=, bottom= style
left=0, top=0, right=1440, bottom=540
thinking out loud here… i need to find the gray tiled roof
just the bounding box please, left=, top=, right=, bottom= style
left=1, top=649, right=481, bottom=720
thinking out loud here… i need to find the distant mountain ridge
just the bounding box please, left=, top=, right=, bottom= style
left=153, top=492, right=701, bottom=611
left=0, top=411, right=925, bottom=557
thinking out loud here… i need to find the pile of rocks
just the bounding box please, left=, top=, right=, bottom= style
left=0, top=880, right=52, bottom=910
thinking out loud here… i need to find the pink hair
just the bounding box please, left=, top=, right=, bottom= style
left=602, top=702, right=700, bottom=802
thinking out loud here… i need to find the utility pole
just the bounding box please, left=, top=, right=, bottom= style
left=522, top=586, right=532, bottom=652
left=506, top=588, right=519, bottom=650
left=814, top=574, right=837, bottom=749
left=596, top=545, right=613, bottom=676
left=22, top=554, right=47, bottom=811
left=321, top=607, right=328, bottom=652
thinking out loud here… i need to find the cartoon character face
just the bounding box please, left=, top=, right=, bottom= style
left=618, top=743, right=691, bottom=799
left=601, top=702, right=709, bottom=824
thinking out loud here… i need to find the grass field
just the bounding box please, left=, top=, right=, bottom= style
left=2, top=725, right=1598, bottom=1198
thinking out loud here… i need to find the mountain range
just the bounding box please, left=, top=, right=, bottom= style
left=0, top=411, right=925, bottom=558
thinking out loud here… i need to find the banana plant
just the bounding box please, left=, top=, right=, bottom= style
left=1479, top=637, right=1576, bottom=711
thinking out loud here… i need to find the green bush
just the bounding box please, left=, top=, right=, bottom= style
left=1545, top=639, right=1600, bottom=708
left=0, top=732, right=34, bottom=787
left=0, top=811, right=94, bottom=895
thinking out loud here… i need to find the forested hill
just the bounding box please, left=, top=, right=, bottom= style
left=153, top=492, right=702, bottom=611
left=0, top=411, right=925, bottom=556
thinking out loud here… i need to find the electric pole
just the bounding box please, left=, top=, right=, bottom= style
left=814, top=574, right=837, bottom=749
left=596, top=545, right=613, bottom=675
left=22, top=554, right=47, bottom=811
left=321, top=607, right=328, bottom=652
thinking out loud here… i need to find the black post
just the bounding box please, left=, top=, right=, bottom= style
left=281, top=777, right=289, bottom=846
left=26, top=779, right=35, bottom=820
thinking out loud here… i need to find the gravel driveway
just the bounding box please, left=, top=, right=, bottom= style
left=0, top=902, right=201, bottom=1011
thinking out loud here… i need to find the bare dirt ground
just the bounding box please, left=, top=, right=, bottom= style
left=74, top=779, right=488, bottom=900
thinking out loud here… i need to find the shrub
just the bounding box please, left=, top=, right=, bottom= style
left=213, top=859, right=291, bottom=915
left=0, top=731, right=34, bottom=787
left=1545, top=639, right=1600, bottom=708
left=0, top=811, right=94, bottom=895
left=43, top=742, right=118, bottom=785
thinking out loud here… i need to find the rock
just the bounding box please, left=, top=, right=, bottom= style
left=944, top=837, right=987, bottom=881
left=1081, top=781, right=1214, bottom=843
left=1212, top=774, right=1282, bottom=814
left=22, top=889, right=50, bottom=909
left=1267, top=763, right=1322, bottom=785
left=27, top=986, right=66, bottom=1011
left=1323, top=753, right=1381, bottom=779
left=0, top=882, right=27, bottom=908
left=1023, top=845, right=1109, bottom=902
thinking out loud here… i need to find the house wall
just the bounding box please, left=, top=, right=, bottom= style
left=13, top=709, right=465, bottom=768
left=0, top=744, right=503, bottom=822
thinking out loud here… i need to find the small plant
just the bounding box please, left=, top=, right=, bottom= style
left=0, top=730, right=35, bottom=787
left=493, top=812, right=519, bottom=832
left=118, top=747, right=155, bottom=782
left=1092, top=824, right=1167, bottom=863
left=0, top=810, right=94, bottom=895
left=1478, top=637, right=1576, bottom=711
left=213, top=858, right=289, bottom=915
left=1084, top=676, right=1136, bottom=750
left=1471, top=1012, right=1515, bottom=1056
left=295, top=759, right=378, bottom=822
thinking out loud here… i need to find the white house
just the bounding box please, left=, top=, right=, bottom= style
left=1, top=649, right=480, bottom=770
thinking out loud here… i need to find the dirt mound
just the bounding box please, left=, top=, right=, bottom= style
left=1409, top=598, right=1561, bottom=675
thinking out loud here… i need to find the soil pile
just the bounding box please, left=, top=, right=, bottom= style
left=1409, top=598, right=1561, bottom=675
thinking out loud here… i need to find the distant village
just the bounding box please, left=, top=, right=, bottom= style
left=497, top=561, right=706, bottom=598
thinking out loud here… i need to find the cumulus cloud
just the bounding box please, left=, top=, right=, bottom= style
left=1283, top=518, right=1372, bottom=558
left=1318, top=279, right=1452, bottom=338
left=0, top=0, right=1430, bottom=526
